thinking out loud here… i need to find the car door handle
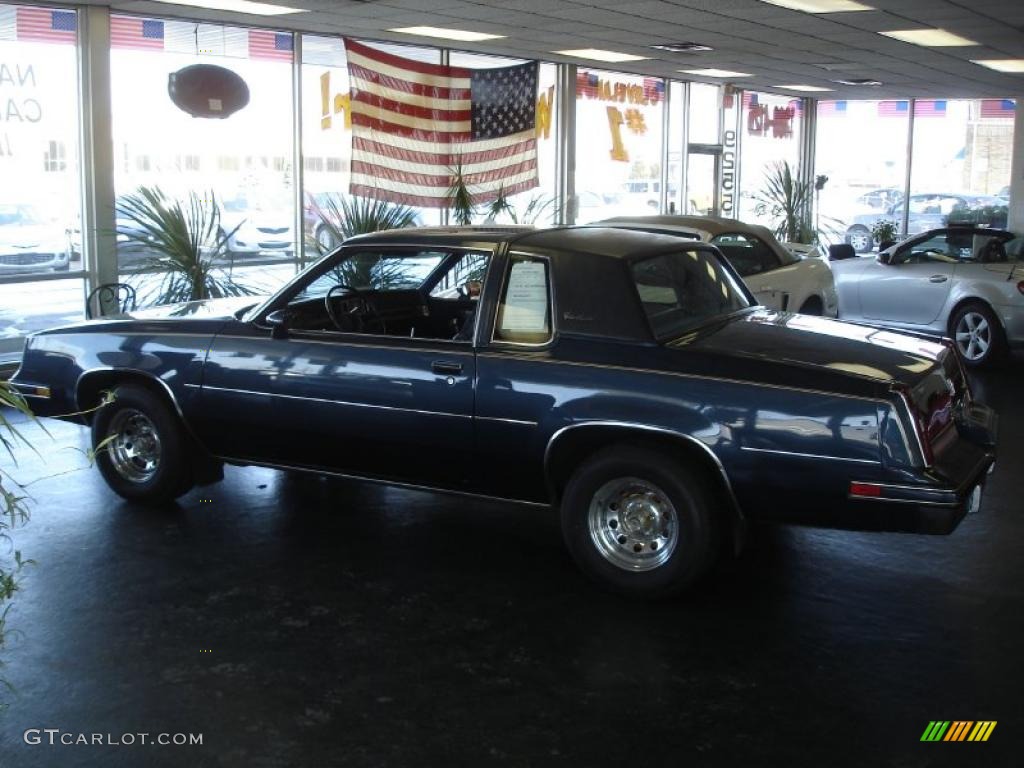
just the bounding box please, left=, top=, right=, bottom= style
left=431, top=360, right=463, bottom=375
left=929, top=275, right=948, bottom=283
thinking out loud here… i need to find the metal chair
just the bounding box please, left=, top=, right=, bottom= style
left=86, top=283, right=137, bottom=319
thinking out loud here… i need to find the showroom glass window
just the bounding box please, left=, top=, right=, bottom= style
left=449, top=51, right=558, bottom=226
left=815, top=100, right=910, bottom=254
left=110, top=16, right=296, bottom=299
left=737, top=90, right=803, bottom=227
left=573, top=69, right=665, bottom=223
left=665, top=81, right=684, bottom=215
left=301, top=35, right=442, bottom=259
left=910, top=99, right=1015, bottom=235
left=686, top=82, right=723, bottom=216
left=0, top=5, right=84, bottom=359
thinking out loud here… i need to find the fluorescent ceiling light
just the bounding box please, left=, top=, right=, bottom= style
left=389, top=26, right=505, bottom=42
left=759, top=0, right=873, bottom=11
left=972, top=59, right=1024, bottom=73
left=775, top=84, right=833, bottom=91
left=681, top=68, right=753, bottom=78
left=553, top=48, right=649, bottom=63
left=146, top=0, right=306, bottom=15
left=880, top=29, right=978, bottom=47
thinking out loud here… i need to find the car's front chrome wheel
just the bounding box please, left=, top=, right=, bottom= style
left=107, top=408, right=162, bottom=483
left=587, top=477, right=679, bottom=572
left=955, top=311, right=992, bottom=362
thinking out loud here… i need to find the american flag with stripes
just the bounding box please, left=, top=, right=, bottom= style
left=13, top=7, right=76, bottom=44
left=248, top=30, right=292, bottom=62
left=643, top=77, right=664, bottom=105
left=576, top=71, right=599, bottom=98
left=914, top=99, right=946, bottom=118
left=878, top=100, right=909, bottom=118
left=818, top=100, right=847, bottom=117
left=980, top=99, right=1015, bottom=119
left=346, top=39, right=538, bottom=208
left=110, top=16, right=164, bottom=50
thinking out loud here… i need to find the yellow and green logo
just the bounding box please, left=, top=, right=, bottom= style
left=921, top=721, right=996, bottom=742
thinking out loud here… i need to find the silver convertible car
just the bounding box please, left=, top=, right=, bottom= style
left=831, top=227, right=1023, bottom=366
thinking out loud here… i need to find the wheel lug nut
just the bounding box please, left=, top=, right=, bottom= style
left=609, top=519, right=618, bottom=529
left=617, top=535, right=627, bottom=545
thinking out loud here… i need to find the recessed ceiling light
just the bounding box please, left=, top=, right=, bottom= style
left=650, top=42, right=714, bottom=53
left=389, top=26, right=505, bottom=42
left=880, top=29, right=978, bottom=47
left=832, top=77, right=883, bottom=86
left=681, top=68, right=753, bottom=78
left=775, top=84, right=833, bottom=91
left=972, top=59, right=1024, bottom=73
left=553, top=48, right=649, bottom=63
left=759, top=0, right=873, bottom=11
left=146, top=0, right=306, bottom=15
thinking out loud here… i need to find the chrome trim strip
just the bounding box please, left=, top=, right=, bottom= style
left=211, top=334, right=476, bottom=355
left=199, top=384, right=472, bottom=420
left=543, top=420, right=743, bottom=518
left=739, top=446, right=880, bottom=465
left=847, top=495, right=959, bottom=508
left=475, top=352, right=889, bottom=404
left=476, top=415, right=538, bottom=426
left=218, top=457, right=551, bottom=508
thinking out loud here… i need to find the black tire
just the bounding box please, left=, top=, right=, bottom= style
left=798, top=296, right=823, bottom=315
left=560, top=445, right=720, bottom=598
left=92, top=384, right=194, bottom=504
left=948, top=302, right=1006, bottom=368
left=845, top=225, right=873, bottom=254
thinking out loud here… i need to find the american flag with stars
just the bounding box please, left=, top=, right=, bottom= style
left=4, top=7, right=77, bottom=44
left=346, top=39, right=538, bottom=208
left=980, top=99, right=1015, bottom=119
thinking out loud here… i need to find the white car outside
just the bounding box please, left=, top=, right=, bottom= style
left=596, top=215, right=839, bottom=316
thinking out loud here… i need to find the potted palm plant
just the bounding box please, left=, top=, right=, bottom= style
left=116, top=186, right=254, bottom=306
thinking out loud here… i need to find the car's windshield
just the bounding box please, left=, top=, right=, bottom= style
left=631, top=249, right=752, bottom=340
left=0, top=205, right=42, bottom=226
left=290, top=250, right=446, bottom=303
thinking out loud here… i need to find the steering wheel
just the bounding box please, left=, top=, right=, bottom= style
left=325, top=283, right=381, bottom=333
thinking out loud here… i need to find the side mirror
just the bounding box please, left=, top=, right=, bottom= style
left=877, top=250, right=893, bottom=265
left=265, top=309, right=290, bottom=339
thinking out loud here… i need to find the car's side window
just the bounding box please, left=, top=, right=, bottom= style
left=493, top=254, right=552, bottom=346
left=430, top=252, right=489, bottom=298
left=710, top=233, right=780, bottom=277
left=897, top=234, right=963, bottom=265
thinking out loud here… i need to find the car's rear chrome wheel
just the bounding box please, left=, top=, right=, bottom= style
left=587, top=477, right=678, bottom=571
left=107, top=408, right=162, bottom=483
left=561, top=446, right=720, bottom=598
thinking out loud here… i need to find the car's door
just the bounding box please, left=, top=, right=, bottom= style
left=710, top=233, right=789, bottom=309
left=195, top=247, right=490, bottom=490
left=859, top=233, right=958, bottom=325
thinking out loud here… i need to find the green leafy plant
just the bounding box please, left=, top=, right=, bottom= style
left=309, top=194, right=419, bottom=256
left=753, top=161, right=815, bottom=244
left=484, top=186, right=559, bottom=226
left=446, top=156, right=476, bottom=226
left=870, top=219, right=899, bottom=246
left=117, top=186, right=254, bottom=306
left=1, top=384, right=114, bottom=705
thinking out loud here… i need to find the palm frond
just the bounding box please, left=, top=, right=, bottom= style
left=446, top=156, right=476, bottom=226
left=309, top=194, right=419, bottom=255
left=116, top=186, right=253, bottom=305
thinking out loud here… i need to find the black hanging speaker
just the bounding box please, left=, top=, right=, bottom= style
left=168, top=64, right=250, bottom=119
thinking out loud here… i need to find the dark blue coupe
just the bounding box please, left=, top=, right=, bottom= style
left=12, top=226, right=997, bottom=596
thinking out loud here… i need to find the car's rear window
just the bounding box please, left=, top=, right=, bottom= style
left=631, top=249, right=751, bottom=340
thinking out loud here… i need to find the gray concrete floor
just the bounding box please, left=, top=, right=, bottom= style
left=1, top=359, right=1022, bottom=767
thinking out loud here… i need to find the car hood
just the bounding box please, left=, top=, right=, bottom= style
left=0, top=223, right=64, bottom=250
left=670, top=308, right=945, bottom=388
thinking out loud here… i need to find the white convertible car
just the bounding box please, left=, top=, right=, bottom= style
left=831, top=227, right=1023, bottom=367
left=597, top=215, right=838, bottom=316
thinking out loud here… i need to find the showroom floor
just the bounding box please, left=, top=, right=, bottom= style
left=1, top=359, right=1021, bottom=767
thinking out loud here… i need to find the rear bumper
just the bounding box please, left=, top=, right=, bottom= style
left=844, top=403, right=996, bottom=534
